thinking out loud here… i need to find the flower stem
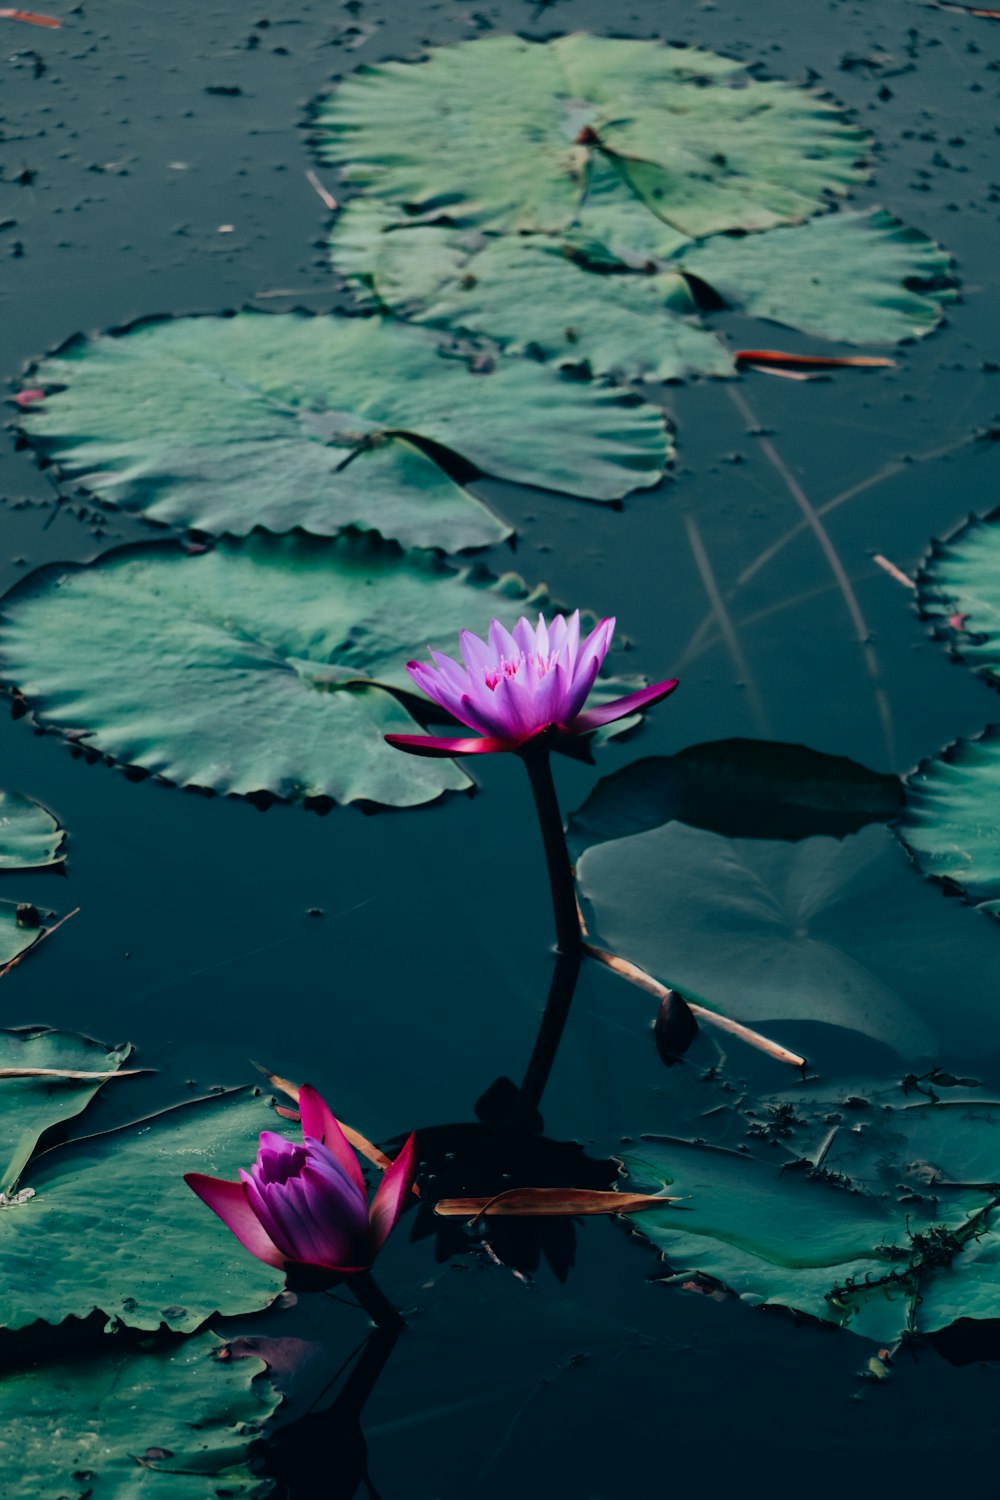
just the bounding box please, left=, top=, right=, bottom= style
left=350, top=1271, right=404, bottom=1333
left=514, top=747, right=583, bottom=1123
left=520, top=747, right=582, bottom=957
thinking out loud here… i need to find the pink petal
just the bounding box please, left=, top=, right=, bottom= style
left=184, top=1173, right=287, bottom=1269
left=385, top=732, right=513, bottom=756
left=570, top=678, right=679, bottom=732
left=298, top=1084, right=366, bottom=1199
left=369, top=1133, right=418, bottom=1253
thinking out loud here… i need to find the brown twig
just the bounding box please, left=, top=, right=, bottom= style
left=583, top=942, right=806, bottom=1069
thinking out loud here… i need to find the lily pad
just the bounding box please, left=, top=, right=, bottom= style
left=19, top=312, right=669, bottom=551
left=330, top=202, right=732, bottom=383
left=316, top=35, right=868, bottom=238
left=624, top=1077, right=1000, bottom=1346
left=568, top=738, right=902, bottom=851
left=676, top=208, right=955, bottom=344
left=916, top=509, right=1000, bottom=684
left=0, top=1087, right=294, bottom=1332
left=0, top=1331, right=279, bottom=1498
left=898, top=728, right=1000, bottom=906
left=0, top=531, right=585, bottom=807
left=0, top=790, right=64, bottom=869
left=576, top=821, right=1000, bottom=1056
left=0, top=1027, right=132, bottom=1192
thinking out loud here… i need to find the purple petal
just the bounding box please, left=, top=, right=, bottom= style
left=385, top=732, right=514, bottom=756
left=459, top=629, right=492, bottom=674
left=298, top=1084, right=366, bottom=1199
left=405, top=662, right=466, bottom=720
left=369, top=1133, right=418, bottom=1253
left=184, top=1173, right=287, bottom=1269
left=573, top=617, right=615, bottom=685
left=488, top=618, right=520, bottom=663
left=570, top=678, right=680, bottom=732
left=559, top=651, right=602, bottom=723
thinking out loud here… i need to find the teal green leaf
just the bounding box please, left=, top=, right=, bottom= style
left=330, top=203, right=731, bottom=384
left=0, top=532, right=573, bottom=807
left=316, top=35, right=868, bottom=238
left=576, top=821, right=999, bottom=1055
left=0, top=1088, right=294, bottom=1332
left=0, top=791, right=64, bottom=870
left=898, top=728, right=1000, bottom=905
left=0, top=1027, right=132, bottom=1193
left=624, top=1078, right=1000, bottom=1345
left=567, top=738, right=902, bottom=850
left=20, top=312, right=668, bottom=551
left=916, top=509, right=1000, bottom=684
left=676, top=208, right=954, bottom=344
left=0, top=1331, right=279, bottom=1498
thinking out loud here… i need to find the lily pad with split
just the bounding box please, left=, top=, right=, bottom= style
left=0, top=532, right=644, bottom=808
left=576, top=820, right=1000, bottom=1057
left=18, top=311, right=669, bottom=552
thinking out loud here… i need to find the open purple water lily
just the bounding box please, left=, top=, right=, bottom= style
left=185, top=1085, right=417, bottom=1277
left=386, top=611, right=678, bottom=757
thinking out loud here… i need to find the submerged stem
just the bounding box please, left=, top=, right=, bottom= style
left=516, top=947, right=582, bottom=1123
left=350, top=1271, right=404, bottom=1333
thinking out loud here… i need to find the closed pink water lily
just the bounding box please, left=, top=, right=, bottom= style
left=185, top=1085, right=416, bottom=1278
left=386, top=611, right=678, bottom=757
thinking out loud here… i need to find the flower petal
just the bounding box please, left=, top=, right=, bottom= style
left=385, top=733, right=514, bottom=756
left=298, top=1084, right=366, bottom=1198
left=184, top=1173, right=287, bottom=1269
left=570, top=678, right=679, bottom=733
left=369, top=1133, right=418, bottom=1253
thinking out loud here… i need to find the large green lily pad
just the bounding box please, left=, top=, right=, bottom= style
left=916, top=509, right=1000, bottom=685
left=0, top=1027, right=132, bottom=1193
left=0, top=1331, right=279, bottom=1498
left=0, top=790, right=64, bottom=870
left=316, top=35, right=868, bottom=238
left=330, top=202, right=732, bottom=383
left=568, top=738, right=902, bottom=850
left=19, top=312, right=669, bottom=551
left=0, top=1088, right=294, bottom=1332
left=576, top=821, right=999, bottom=1056
left=675, top=208, right=954, bottom=345
left=0, top=531, right=608, bottom=807
left=624, top=1076, right=1000, bottom=1347
left=898, top=728, right=1000, bottom=907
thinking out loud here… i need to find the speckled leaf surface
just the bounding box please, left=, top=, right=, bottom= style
left=20, top=312, right=669, bottom=550
left=898, top=728, right=1000, bottom=905
left=0, top=533, right=567, bottom=807
left=676, top=209, right=954, bottom=344
left=316, top=35, right=868, bottom=237
left=330, top=202, right=731, bottom=384
left=916, top=510, right=1000, bottom=686
left=0, top=1331, right=279, bottom=1498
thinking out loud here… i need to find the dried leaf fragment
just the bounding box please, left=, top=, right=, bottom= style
left=433, top=1186, right=678, bottom=1220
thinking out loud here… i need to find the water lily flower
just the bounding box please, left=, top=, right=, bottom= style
left=386, top=611, right=678, bottom=757
left=185, top=1085, right=417, bottom=1278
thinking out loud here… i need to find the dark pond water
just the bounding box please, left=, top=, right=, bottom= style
left=2, top=0, right=1000, bottom=1493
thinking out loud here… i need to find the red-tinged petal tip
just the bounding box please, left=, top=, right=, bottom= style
left=369, top=1132, right=418, bottom=1253
left=384, top=733, right=514, bottom=757
left=184, top=1172, right=288, bottom=1269
left=297, top=1083, right=366, bottom=1199
left=570, top=678, right=679, bottom=734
